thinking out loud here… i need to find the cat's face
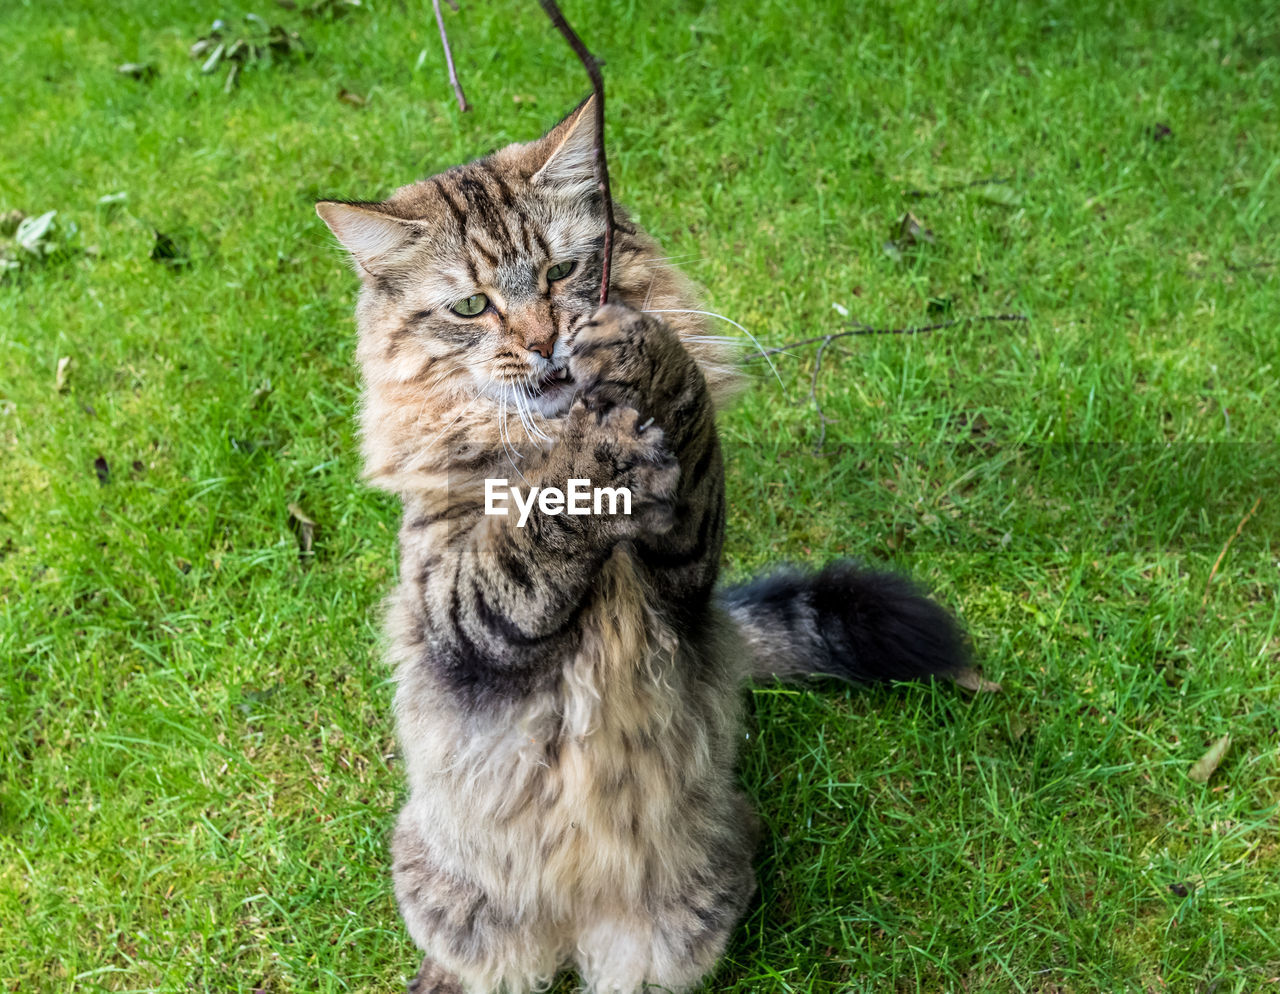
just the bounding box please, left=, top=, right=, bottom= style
left=318, top=99, right=625, bottom=420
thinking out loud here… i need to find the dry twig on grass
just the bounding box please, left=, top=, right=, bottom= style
left=746, top=313, right=1030, bottom=361
left=745, top=312, right=1029, bottom=454
left=1198, top=496, right=1262, bottom=622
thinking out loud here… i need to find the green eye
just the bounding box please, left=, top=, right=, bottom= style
left=547, top=260, right=576, bottom=282
left=452, top=293, right=488, bottom=317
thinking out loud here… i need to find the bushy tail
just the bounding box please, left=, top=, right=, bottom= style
left=720, top=562, right=969, bottom=685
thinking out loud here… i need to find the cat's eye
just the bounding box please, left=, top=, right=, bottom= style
left=546, top=260, right=576, bottom=282
left=452, top=293, right=488, bottom=317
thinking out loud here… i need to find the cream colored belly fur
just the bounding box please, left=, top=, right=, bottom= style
left=390, top=552, right=751, bottom=993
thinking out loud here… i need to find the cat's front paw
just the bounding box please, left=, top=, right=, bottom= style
left=568, top=400, right=679, bottom=537
left=569, top=303, right=674, bottom=415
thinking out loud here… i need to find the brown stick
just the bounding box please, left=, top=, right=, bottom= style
left=537, top=0, right=614, bottom=305
left=432, top=0, right=469, bottom=112
left=1198, top=496, right=1262, bottom=622
left=746, top=313, right=1029, bottom=361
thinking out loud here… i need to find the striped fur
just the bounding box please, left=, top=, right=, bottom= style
left=317, top=99, right=966, bottom=994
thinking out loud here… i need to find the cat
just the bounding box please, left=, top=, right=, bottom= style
left=316, top=97, right=969, bottom=994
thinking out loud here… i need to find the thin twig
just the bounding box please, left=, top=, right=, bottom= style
left=432, top=0, right=469, bottom=112
left=746, top=313, right=1029, bottom=361
left=537, top=0, right=614, bottom=305
left=1198, top=496, right=1262, bottom=622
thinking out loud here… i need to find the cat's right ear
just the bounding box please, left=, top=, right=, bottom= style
left=316, top=201, right=414, bottom=276
left=529, top=95, right=598, bottom=196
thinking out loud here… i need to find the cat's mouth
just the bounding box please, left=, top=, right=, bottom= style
left=523, top=365, right=576, bottom=417
left=531, top=366, right=573, bottom=395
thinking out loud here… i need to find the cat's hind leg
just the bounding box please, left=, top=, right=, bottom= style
left=392, top=811, right=561, bottom=994
left=574, top=900, right=742, bottom=994
left=574, top=862, right=756, bottom=993
left=407, top=956, right=463, bottom=994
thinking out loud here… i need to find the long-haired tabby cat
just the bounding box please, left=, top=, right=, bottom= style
left=317, top=98, right=969, bottom=994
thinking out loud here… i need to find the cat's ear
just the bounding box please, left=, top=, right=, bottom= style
left=316, top=201, right=415, bottom=275
left=530, top=95, right=598, bottom=194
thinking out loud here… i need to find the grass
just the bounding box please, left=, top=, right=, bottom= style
left=2, top=0, right=1278, bottom=991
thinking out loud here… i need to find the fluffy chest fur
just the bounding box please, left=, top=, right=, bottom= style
left=391, top=547, right=741, bottom=916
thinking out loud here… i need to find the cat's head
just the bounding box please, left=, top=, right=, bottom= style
left=318, top=98, right=656, bottom=420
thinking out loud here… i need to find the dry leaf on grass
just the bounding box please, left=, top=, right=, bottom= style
left=288, top=503, right=316, bottom=559
left=1188, top=733, right=1230, bottom=783
left=951, top=667, right=1002, bottom=694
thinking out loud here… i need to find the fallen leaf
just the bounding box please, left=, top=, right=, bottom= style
left=299, top=0, right=363, bottom=17
left=200, top=41, right=226, bottom=74
left=250, top=380, right=274, bottom=409
left=895, top=211, right=935, bottom=247
left=884, top=212, right=937, bottom=264
left=951, top=667, right=1002, bottom=694
left=288, top=503, right=316, bottom=559
left=117, top=62, right=157, bottom=82
left=337, top=87, right=366, bottom=108
left=150, top=230, right=187, bottom=267
left=1188, top=733, right=1230, bottom=782
left=55, top=356, right=72, bottom=392
left=15, top=211, right=57, bottom=253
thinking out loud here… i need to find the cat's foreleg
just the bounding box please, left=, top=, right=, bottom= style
left=420, top=399, right=681, bottom=700
left=567, top=303, right=726, bottom=610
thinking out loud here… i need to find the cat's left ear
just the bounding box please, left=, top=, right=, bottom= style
left=316, top=201, right=416, bottom=275
left=530, top=95, right=598, bottom=195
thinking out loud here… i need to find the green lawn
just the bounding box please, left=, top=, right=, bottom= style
left=2, top=0, right=1278, bottom=991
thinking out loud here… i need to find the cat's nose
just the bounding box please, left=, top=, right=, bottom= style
left=525, top=331, right=557, bottom=359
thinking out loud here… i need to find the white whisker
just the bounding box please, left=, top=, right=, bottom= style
left=641, top=267, right=659, bottom=310
left=517, top=385, right=553, bottom=443
left=682, top=335, right=748, bottom=345
left=497, top=397, right=530, bottom=485
left=512, top=386, right=538, bottom=444
left=643, top=308, right=785, bottom=391
left=639, top=253, right=704, bottom=267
